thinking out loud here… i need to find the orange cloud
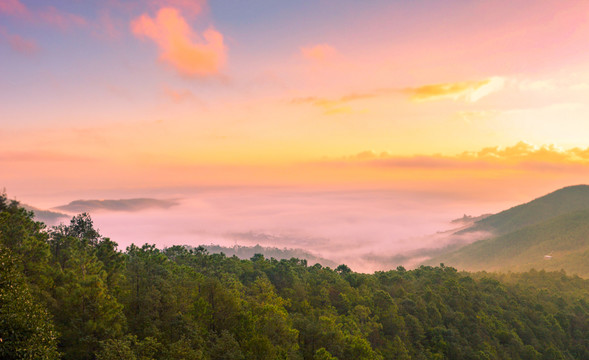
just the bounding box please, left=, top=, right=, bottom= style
left=292, top=76, right=505, bottom=114
left=0, top=0, right=27, bottom=17
left=301, top=44, right=336, bottom=62
left=455, top=142, right=589, bottom=168
left=335, top=142, right=589, bottom=172
left=291, top=92, right=375, bottom=115
left=406, top=77, right=505, bottom=102
left=131, top=7, right=226, bottom=77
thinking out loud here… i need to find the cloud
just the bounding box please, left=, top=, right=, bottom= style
left=0, top=0, right=27, bottom=17
left=163, top=85, right=196, bottom=103
left=131, top=7, right=226, bottom=77
left=54, top=198, right=180, bottom=213
left=90, top=10, right=123, bottom=39
left=301, top=43, right=336, bottom=62
left=0, top=27, right=38, bottom=55
left=291, top=92, right=375, bottom=115
left=351, top=150, right=391, bottom=160
left=38, top=6, right=86, bottom=30
left=332, top=142, right=589, bottom=173
left=291, top=77, right=505, bottom=114
left=406, top=77, right=505, bottom=102
left=21, top=204, right=69, bottom=225
left=0, top=1, right=86, bottom=31
left=459, top=142, right=577, bottom=163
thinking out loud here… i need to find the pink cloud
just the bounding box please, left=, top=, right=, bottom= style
left=0, top=26, right=38, bottom=55
left=0, top=1, right=87, bottom=30
left=131, top=7, right=226, bottom=77
left=38, top=6, right=87, bottom=30
left=0, top=0, right=27, bottom=17
left=94, top=10, right=122, bottom=39
left=5, top=33, right=38, bottom=54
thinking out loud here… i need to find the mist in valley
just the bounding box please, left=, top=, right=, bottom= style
left=27, top=186, right=510, bottom=272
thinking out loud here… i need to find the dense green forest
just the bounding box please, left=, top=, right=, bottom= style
left=1, top=193, right=589, bottom=359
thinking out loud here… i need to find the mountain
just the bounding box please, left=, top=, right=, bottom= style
left=53, top=198, right=179, bottom=213
left=429, top=210, right=589, bottom=275
left=457, top=184, right=589, bottom=236
left=21, top=204, right=69, bottom=225
left=428, top=185, right=589, bottom=277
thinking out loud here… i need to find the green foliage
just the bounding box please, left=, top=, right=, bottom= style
left=210, top=330, right=243, bottom=360
left=0, top=247, right=60, bottom=359
left=314, top=348, right=337, bottom=360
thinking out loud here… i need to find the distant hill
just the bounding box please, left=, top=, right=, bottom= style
left=189, top=244, right=338, bottom=268
left=429, top=210, right=589, bottom=276
left=54, top=198, right=179, bottom=213
left=429, top=185, right=589, bottom=277
left=457, top=184, right=589, bottom=236
left=21, top=204, right=69, bottom=225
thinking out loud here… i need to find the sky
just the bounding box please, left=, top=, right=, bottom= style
left=3, top=0, right=589, bottom=271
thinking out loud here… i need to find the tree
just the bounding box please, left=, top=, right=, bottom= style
left=0, top=247, right=60, bottom=360
left=0, top=196, right=53, bottom=297
left=314, top=347, right=337, bottom=360
left=48, top=214, right=125, bottom=359
left=210, top=330, right=244, bottom=360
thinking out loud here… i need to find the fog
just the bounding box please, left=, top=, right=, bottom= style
left=31, top=187, right=512, bottom=273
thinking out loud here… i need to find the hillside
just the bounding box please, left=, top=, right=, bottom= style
left=457, top=184, right=589, bottom=236
left=429, top=210, right=589, bottom=276
left=21, top=204, right=69, bottom=225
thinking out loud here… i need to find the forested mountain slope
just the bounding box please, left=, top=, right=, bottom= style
left=457, top=184, right=589, bottom=236
left=1, top=193, right=589, bottom=359
left=428, top=185, right=589, bottom=277
left=429, top=210, right=589, bottom=276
